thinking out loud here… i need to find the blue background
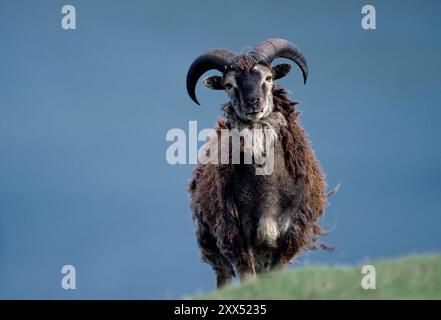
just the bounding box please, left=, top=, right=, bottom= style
left=0, top=0, right=440, bottom=298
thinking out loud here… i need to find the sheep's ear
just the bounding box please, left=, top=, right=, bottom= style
left=272, top=63, right=292, bottom=80
left=202, top=76, right=224, bottom=90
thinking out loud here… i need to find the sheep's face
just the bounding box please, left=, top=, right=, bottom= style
left=203, top=56, right=292, bottom=122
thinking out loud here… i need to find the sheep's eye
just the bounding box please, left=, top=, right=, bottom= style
left=265, top=75, right=272, bottom=82
left=224, top=83, right=233, bottom=89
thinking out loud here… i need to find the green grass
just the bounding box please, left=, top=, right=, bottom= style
left=195, top=254, right=441, bottom=299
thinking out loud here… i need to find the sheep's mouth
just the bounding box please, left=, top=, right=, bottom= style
left=244, top=110, right=265, bottom=122
left=246, top=110, right=264, bottom=115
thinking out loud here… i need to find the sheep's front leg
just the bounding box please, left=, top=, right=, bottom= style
left=271, top=228, right=301, bottom=269
left=215, top=183, right=256, bottom=282
left=215, top=219, right=256, bottom=282
left=235, top=248, right=256, bottom=281
left=215, top=266, right=233, bottom=288
left=194, top=215, right=235, bottom=288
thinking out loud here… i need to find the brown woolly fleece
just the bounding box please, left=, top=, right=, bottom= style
left=189, top=87, right=330, bottom=287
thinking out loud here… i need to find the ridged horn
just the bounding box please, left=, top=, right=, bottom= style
left=250, top=38, right=308, bottom=84
left=186, top=49, right=236, bottom=105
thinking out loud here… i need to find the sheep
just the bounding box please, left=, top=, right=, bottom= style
left=186, top=38, right=333, bottom=287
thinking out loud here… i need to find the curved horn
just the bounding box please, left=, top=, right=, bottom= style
left=186, top=49, right=236, bottom=105
left=251, top=38, right=308, bottom=84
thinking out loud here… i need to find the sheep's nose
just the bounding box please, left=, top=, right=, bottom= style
left=244, top=98, right=260, bottom=108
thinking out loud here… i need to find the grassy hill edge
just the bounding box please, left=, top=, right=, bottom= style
left=194, top=254, right=441, bottom=299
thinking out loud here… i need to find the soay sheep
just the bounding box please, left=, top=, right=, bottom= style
left=186, top=38, right=334, bottom=287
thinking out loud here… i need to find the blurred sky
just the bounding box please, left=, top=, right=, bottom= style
left=0, top=0, right=440, bottom=299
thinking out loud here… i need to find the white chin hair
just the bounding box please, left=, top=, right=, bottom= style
left=246, top=111, right=264, bottom=121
